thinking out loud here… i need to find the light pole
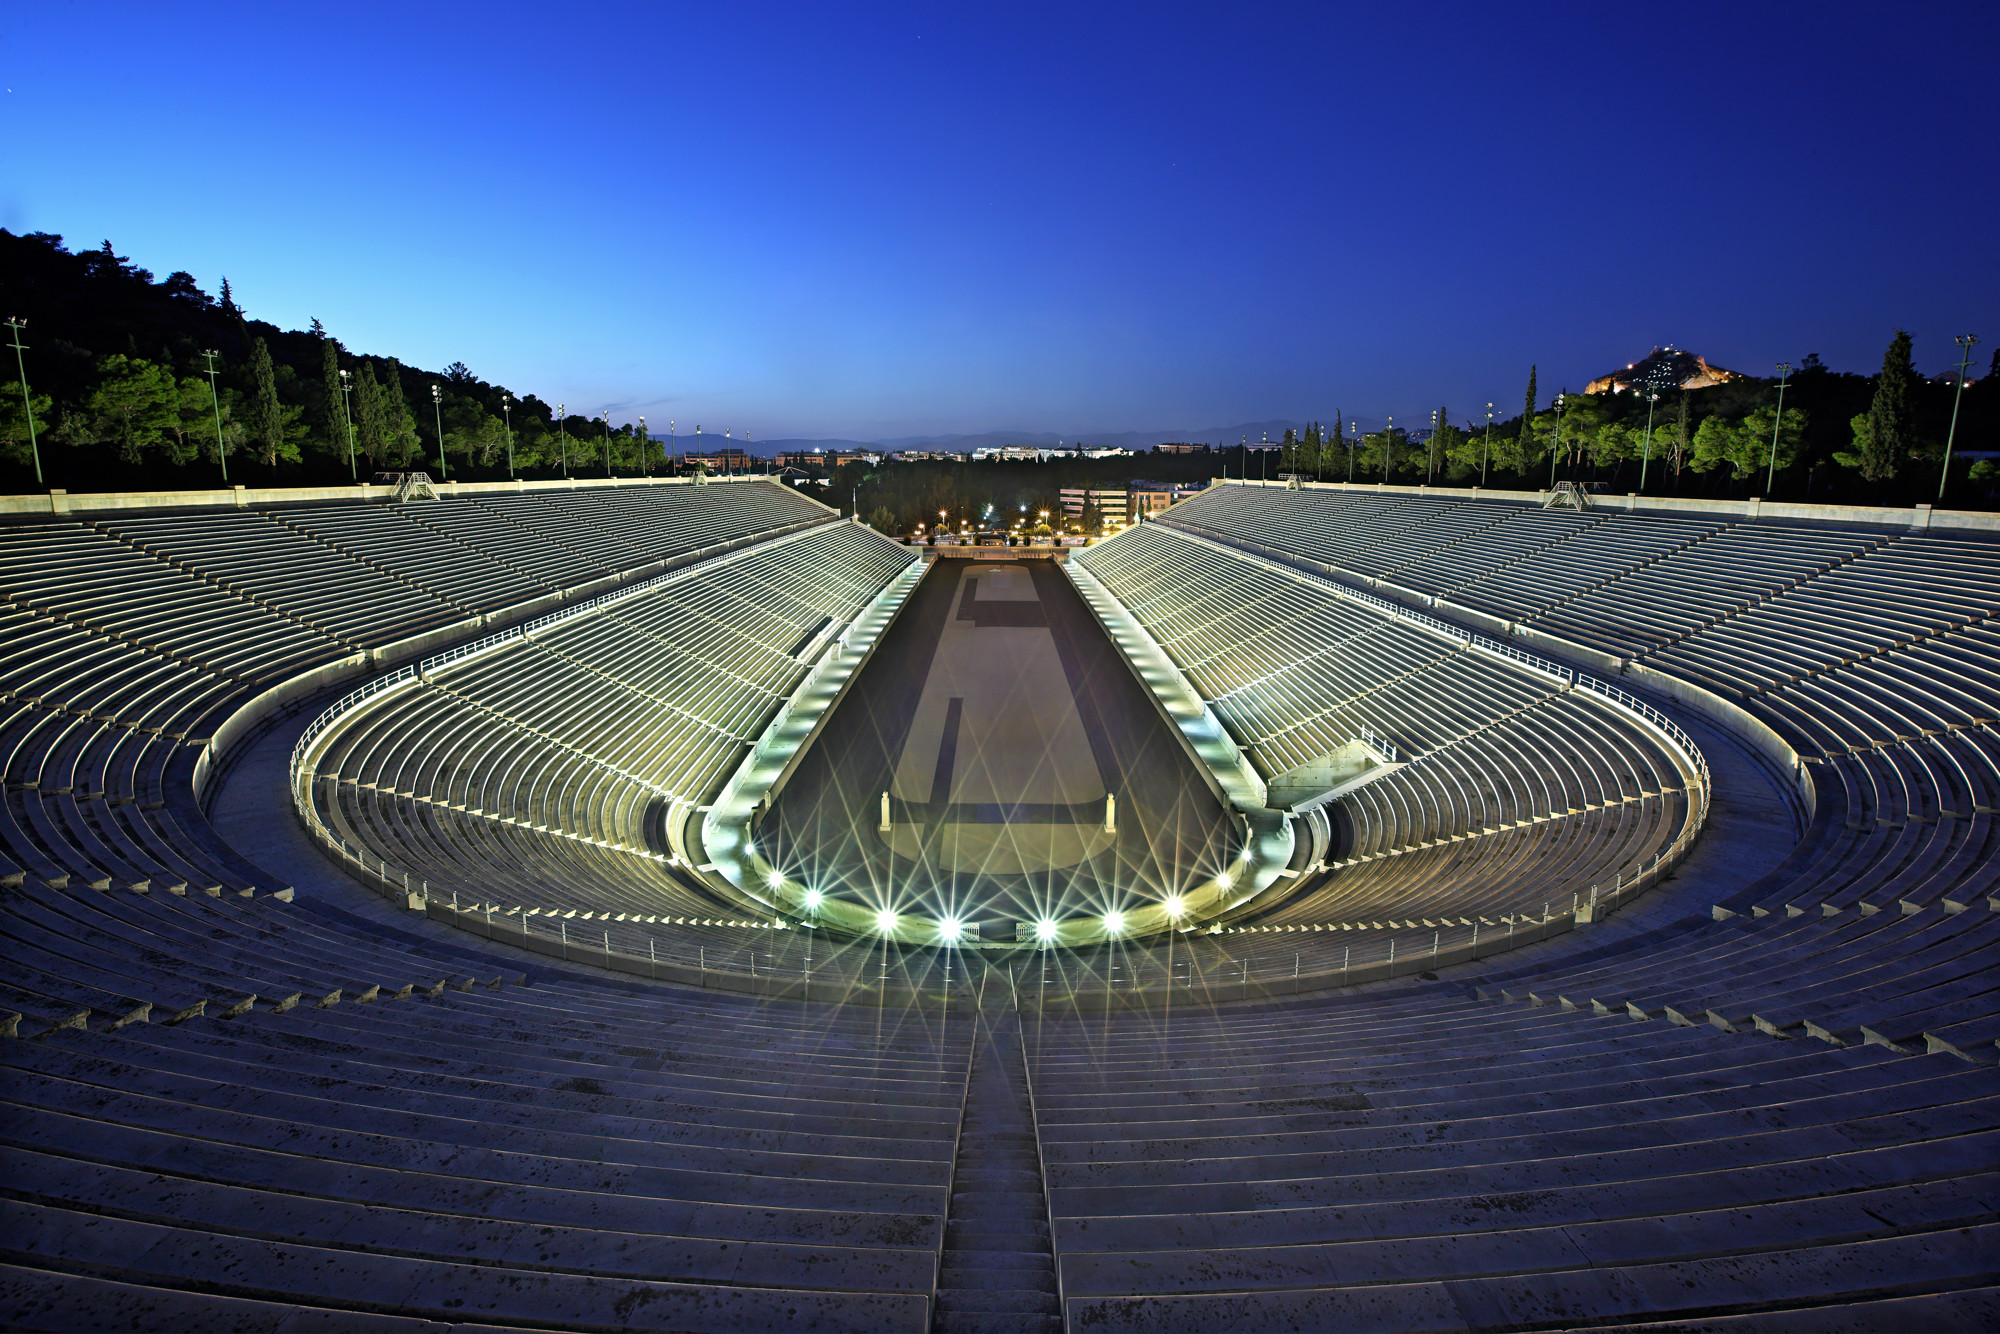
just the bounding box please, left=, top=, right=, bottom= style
left=1428, top=408, right=1439, bottom=484
left=1549, top=393, right=1566, bottom=486
left=1939, top=335, right=1980, bottom=501
left=1348, top=419, right=1357, bottom=482
left=337, top=368, right=357, bottom=480
left=201, top=349, right=228, bottom=483
left=1765, top=362, right=1791, bottom=495
left=1383, top=416, right=1393, bottom=483
left=557, top=404, right=567, bottom=476
left=602, top=411, right=613, bottom=477
left=1482, top=402, right=1494, bottom=487
left=1639, top=391, right=1659, bottom=493
left=638, top=416, right=648, bottom=476
left=500, top=392, right=514, bottom=478
left=430, top=384, right=449, bottom=479
left=5, top=317, right=42, bottom=486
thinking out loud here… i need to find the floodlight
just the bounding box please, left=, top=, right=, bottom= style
left=875, top=909, right=897, bottom=933
left=1163, top=895, right=1186, bottom=918
left=1216, top=872, right=1234, bottom=890
left=803, top=889, right=823, bottom=910
left=1104, top=911, right=1126, bottom=934
left=765, top=870, right=784, bottom=890
left=1035, top=918, right=1058, bottom=942
left=938, top=917, right=964, bottom=942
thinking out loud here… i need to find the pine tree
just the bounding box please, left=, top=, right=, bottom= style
left=1520, top=366, right=1538, bottom=469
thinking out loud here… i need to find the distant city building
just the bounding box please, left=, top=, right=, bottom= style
left=1058, top=487, right=1129, bottom=524
left=1153, top=442, right=1210, bottom=454
left=1081, top=446, right=1132, bottom=458
left=1128, top=478, right=1208, bottom=518
left=775, top=448, right=872, bottom=470
left=1587, top=346, right=1740, bottom=396
left=972, top=445, right=1045, bottom=462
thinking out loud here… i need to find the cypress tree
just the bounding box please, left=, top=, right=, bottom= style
left=379, top=358, right=417, bottom=467
left=320, top=336, right=346, bottom=462
left=1520, top=366, right=1538, bottom=467
left=1856, top=329, right=1916, bottom=482
left=248, top=337, right=285, bottom=468
left=354, top=363, right=388, bottom=464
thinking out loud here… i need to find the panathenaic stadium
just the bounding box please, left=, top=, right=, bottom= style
left=2, top=474, right=1996, bottom=1331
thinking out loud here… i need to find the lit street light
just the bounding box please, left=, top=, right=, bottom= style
left=430, top=384, right=449, bottom=479
left=1482, top=403, right=1494, bottom=487
left=338, top=368, right=356, bottom=480
left=1639, top=391, right=1659, bottom=492
left=500, top=392, right=514, bottom=478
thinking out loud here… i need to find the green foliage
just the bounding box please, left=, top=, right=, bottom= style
left=247, top=338, right=305, bottom=468
left=1840, top=329, right=1918, bottom=481
left=175, top=374, right=241, bottom=467
left=0, top=387, right=51, bottom=468
left=1690, top=406, right=1805, bottom=480
left=1519, top=365, right=1538, bottom=459
left=86, top=354, right=179, bottom=462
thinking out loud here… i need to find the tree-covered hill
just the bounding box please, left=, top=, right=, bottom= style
left=0, top=230, right=663, bottom=492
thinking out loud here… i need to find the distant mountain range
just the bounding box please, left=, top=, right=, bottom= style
left=742, top=418, right=1388, bottom=458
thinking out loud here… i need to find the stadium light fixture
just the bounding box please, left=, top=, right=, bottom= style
left=1216, top=871, right=1234, bottom=890
left=1035, top=918, right=1058, bottom=943
left=765, top=870, right=784, bottom=890
left=3, top=318, right=41, bottom=485
left=803, top=888, right=823, bottom=910
left=337, top=368, right=357, bottom=480
left=875, top=909, right=897, bottom=934
left=1163, top=895, right=1186, bottom=918
left=1939, top=335, right=1980, bottom=501
left=1103, top=911, right=1126, bottom=935
left=938, top=918, right=964, bottom=943
left=1766, top=363, right=1791, bottom=495
left=431, top=384, right=450, bottom=480
left=199, top=349, right=228, bottom=482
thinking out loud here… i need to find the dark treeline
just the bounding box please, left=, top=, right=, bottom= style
left=0, top=231, right=677, bottom=491
left=1276, top=336, right=1997, bottom=509
left=3, top=228, right=1991, bottom=507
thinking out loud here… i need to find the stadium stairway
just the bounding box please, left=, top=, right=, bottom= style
left=932, top=979, right=1062, bottom=1334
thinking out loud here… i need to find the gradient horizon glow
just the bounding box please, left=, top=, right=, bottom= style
left=3, top=1, right=1994, bottom=440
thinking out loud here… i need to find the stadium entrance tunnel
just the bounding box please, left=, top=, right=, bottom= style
left=729, top=558, right=1284, bottom=947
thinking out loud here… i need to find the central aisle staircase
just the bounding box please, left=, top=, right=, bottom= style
left=934, top=982, right=1063, bottom=1333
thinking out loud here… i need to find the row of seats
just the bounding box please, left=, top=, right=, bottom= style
left=0, top=481, right=834, bottom=906
left=307, top=523, right=921, bottom=975
left=1074, top=522, right=1695, bottom=963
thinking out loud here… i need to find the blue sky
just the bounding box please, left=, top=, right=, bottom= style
left=4, top=1, right=1994, bottom=439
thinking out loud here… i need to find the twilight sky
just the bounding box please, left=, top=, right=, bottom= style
left=3, top=1, right=1995, bottom=440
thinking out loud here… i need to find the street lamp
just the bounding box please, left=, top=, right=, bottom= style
left=1349, top=419, right=1358, bottom=482
left=602, top=410, right=613, bottom=477
left=4, top=318, right=42, bottom=485
left=1549, top=393, right=1566, bottom=487
left=1383, top=416, right=1393, bottom=483
left=1765, top=363, right=1791, bottom=495
left=1639, top=391, right=1659, bottom=492
left=557, top=404, right=568, bottom=476
left=638, top=415, right=648, bottom=477
left=1939, top=335, right=1980, bottom=501
left=500, top=392, right=514, bottom=478
left=430, top=384, right=449, bottom=479
left=201, top=349, right=228, bottom=482
left=1428, top=408, right=1438, bottom=484
left=338, top=368, right=356, bottom=480
left=1482, top=402, right=1494, bottom=487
